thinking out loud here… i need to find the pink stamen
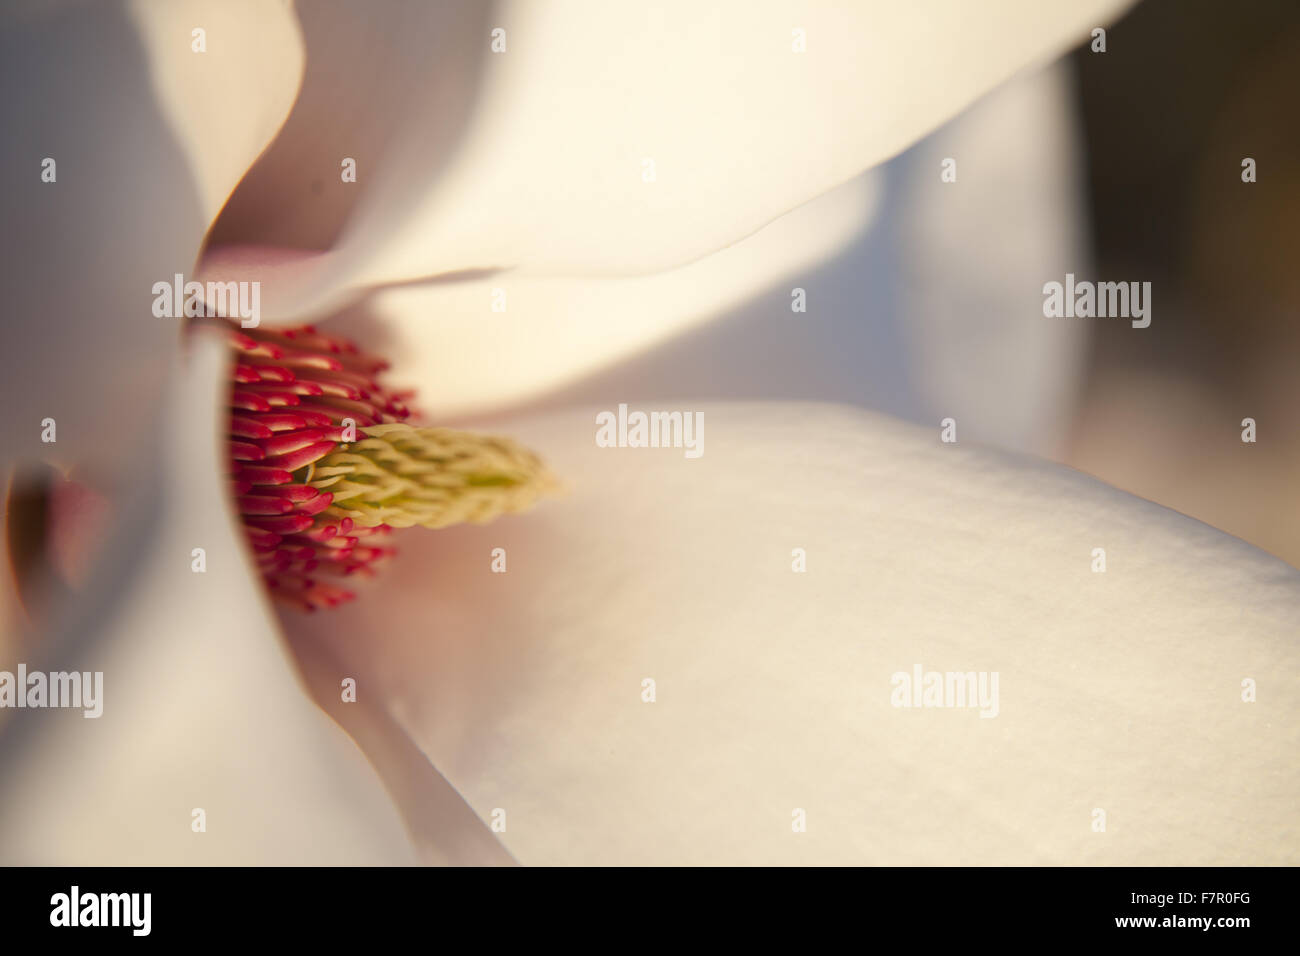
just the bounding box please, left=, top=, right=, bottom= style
left=224, top=321, right=412, bottom=609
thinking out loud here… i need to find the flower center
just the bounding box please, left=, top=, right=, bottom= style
left=225, top=323, right=552, bottom=612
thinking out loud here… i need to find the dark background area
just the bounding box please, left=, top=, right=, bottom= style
left=1069, top=0, right=1300, bottom=564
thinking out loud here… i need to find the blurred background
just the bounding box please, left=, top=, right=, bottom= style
left=1068, top=0, right=1300, bottom=567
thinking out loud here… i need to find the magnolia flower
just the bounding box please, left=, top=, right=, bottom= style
left=3, top=0, right=1297, bottom=866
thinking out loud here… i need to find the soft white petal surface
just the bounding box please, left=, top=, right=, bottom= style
left=205, top=0, right=1132, bottom=321
left=127, top=0, right=304, bottom=227
left=410, top=62, right=1089, bottom=452
left=0, top=333, right=416, bottom=865
left=0, top=0, right=301, bottom=489
left=285, top=403, right=1300, bottom=865
left=322, top=170, right=880, bottom=416
left=894, top=62, right=1090, bottom=457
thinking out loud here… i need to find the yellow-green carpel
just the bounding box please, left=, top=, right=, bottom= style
left=304, top=423, right=557, bottom=530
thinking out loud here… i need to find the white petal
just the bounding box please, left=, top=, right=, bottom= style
left=323, top=170, right=880, bottom=416
left=893, top=62, right=1091, bottom=457
left=0, top=332, right=416, bottom=864
left=126, top=0, right=304, bottom=227
left=284, top=403, right=1300, bottom=864
left=206, top=0, right=1133, bottom=320
left=0, top=0, right=302, bottom=487
left=440, top=62, right=1089, bottom=450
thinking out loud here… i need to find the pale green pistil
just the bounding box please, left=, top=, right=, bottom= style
left=302, top=423, right=556, bottom=529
